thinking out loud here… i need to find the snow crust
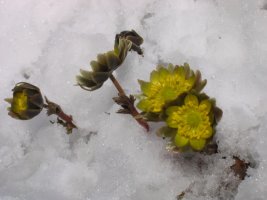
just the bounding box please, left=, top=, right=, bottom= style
left=1, top=0, right=267, bottom=199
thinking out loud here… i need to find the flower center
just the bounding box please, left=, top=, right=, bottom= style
left=186, top=111, right=201, bottom=128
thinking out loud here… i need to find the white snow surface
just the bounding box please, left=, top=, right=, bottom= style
left=1, top=0, right=267, bottom=199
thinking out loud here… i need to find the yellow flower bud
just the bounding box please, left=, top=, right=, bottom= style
left=5, top=82, right=44, bottom=120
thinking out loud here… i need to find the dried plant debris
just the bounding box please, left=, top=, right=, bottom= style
left=177, top=156, right=250, bottom=200
left=230, top=156, right=250, bottom=180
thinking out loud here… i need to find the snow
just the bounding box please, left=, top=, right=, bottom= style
left=1, top=0, right=267, bottom=199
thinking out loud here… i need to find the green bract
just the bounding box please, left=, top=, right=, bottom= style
left=76, top=30, right=143, bottom=91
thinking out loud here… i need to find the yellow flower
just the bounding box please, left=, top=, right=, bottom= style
left=137, top=64, right=196, bottom=113
left=166, top=94, right=213, bottom=151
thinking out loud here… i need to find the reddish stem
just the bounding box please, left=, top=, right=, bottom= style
left=44, top=96, right=77, bottom=133
left=57, top=111, right=77, bottom=130
left=109, top=74, right=149, bottom=132
left=130, top=106, right=150, bottom=132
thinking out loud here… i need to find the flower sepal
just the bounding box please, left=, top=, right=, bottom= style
left=192, top=70, right=207, bottom=93
left=193, top=92, right=223, bottom=126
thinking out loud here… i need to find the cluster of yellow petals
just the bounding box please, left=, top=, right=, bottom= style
left=12, top=91, right=28, bottom=114
left=137, top=65, right=195, bottom=112
left=166, top=94, right=213, bottom=151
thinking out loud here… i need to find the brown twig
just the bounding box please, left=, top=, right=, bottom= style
left=109, top=74, right=149, bottom=132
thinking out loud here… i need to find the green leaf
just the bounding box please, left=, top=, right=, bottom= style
left=91, top=72, right=110, bottom=83
left=105, top=51, right=121, bottom=70
left=79, top=69, right=91, bottom=79
left=76, top=75, right=96, bottom=87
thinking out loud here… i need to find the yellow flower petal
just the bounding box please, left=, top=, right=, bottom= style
left=150, top=100, right=164, bottom=113
left=187, top=74, right=196, bottom=86
left=175, top=134, right=189, bottom=147
left=202, top=126, right=213, bottom=139
left=174, top=66, right=185, bottom=79
left=184, top=94, right=198, bottom=107
left=158, top=67, right=170, bottom=81
left=137, top=99, right=150, bottom=111
left=12, top=91, right=28, bottom=113
left=199, top=99, right=211, bottom=113
left=189, top=139, right=206, bottom=151
left=166, top=106, right=180, bottom=116
left=166, top=114, right=179, bottom=128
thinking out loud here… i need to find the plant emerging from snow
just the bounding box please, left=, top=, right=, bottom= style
left=75, top=29, right=222, bottom=151
left=5, top=30, right=223, bottom=152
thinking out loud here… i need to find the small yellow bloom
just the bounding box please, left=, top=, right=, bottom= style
left=137, top=64, right=195, bottom=113
left=166, top=94, right=213, bottom=151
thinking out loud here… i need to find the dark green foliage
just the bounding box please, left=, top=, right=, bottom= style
left=77, top=30, right=143, bottom=91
